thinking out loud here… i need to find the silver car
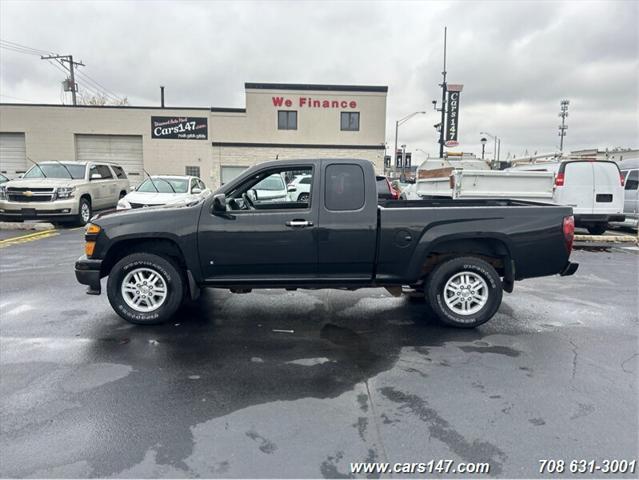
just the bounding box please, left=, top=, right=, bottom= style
left=0, top=161, right=130, bottom=225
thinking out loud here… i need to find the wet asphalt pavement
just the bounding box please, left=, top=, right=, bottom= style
left=0, top=229, right=637, bottom=478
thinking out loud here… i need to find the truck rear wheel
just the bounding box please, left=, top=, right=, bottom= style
left=106, top=252, right=184, bottom=325
left=426, top=256, right=502, bottom=328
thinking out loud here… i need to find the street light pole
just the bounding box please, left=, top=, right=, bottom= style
left=480, top=131, right=500, bottom=169
left=394, top=111, right=426, bottom=174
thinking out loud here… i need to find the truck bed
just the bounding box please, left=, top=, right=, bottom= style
left=379, top=198, right=555, bottom=208
left=375, top=199, right=573, bottom=284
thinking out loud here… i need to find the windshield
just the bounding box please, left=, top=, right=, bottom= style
left=137, top=178, right=189, bottom=193
left=255, top=174, right=285, bottom=191
left=23, top=163, right=86, bottom=179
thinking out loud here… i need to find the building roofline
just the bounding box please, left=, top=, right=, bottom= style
left=212, top=141, right=385, bottom=150
left=244, top=83, right=388, bottom=93
left=0, top=102, right=245, bottom=112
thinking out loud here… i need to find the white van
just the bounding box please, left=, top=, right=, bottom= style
left=617, top=158, right=639, bottom=229
left=515, top=160, right=625, bottom=234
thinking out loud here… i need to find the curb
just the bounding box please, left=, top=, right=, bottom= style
left=0, top=222, right=56, bottom=231
left=574, top=234, right=638, bottom=244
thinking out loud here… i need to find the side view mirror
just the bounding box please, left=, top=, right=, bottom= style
left=247, top=189, right=258, bottom=203
left=191, top=187, right=202, bottom=195
left=212, top=193, right=226, bottom=213
left=90, top=173, right=102, bottom=180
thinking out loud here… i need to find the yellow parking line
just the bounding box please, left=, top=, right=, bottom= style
left=0, top=229, right=59, bottom=248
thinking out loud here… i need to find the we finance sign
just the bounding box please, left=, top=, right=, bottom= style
left=272, top=96, right=358, bottom=109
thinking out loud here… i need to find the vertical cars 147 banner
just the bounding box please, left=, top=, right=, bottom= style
left=445, top=84, right=463, bottom=147
left=151, top=116, right=208, bottom=140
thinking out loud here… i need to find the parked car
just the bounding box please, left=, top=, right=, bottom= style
left=616, top=159, right=639, bottom=229
left=76, top=158, right=578, bottom=328
left=286, top=173, right=312, bottom=203
left=0, top=173, right=9, bottom=184
left=251, top=173, right=288, bottom=203
left=376, top=175, right=400, bottom=200
left=117, top=175, right=210, bottom=210
left=0, top=161, right=130, bottom=225
left=513, top=160, right=625, bottom=234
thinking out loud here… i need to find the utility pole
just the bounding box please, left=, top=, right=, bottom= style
left=41, top=54, right=85, bottom=105
left=439, top=27, right=447, bottom=158
left=558, top=99, right=569, bottom=153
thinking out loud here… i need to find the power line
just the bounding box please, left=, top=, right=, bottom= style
left=1, top=38, right=125, bottom=104
left=0, top=39, right=54, bottom=55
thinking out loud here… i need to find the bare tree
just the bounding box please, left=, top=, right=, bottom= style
left=78, top=90, right=128, bottom=106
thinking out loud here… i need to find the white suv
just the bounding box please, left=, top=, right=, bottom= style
left=0, top=161, right=130, bottom=225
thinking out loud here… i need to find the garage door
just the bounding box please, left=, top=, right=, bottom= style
left=75, top=134, right=143, bottom=183
left=221, top=165, right=249, bottom=185
left=0, top=133, right=27, bottom=178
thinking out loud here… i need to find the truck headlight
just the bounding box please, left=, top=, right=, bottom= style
left=0, top=186, right=6, bottom=200
left=117, top=198, right=131, bottom=210
left=56, top=187, right=75, bottom=199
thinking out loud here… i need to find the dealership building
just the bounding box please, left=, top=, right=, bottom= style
left=0, top=82, right=387, bottom=187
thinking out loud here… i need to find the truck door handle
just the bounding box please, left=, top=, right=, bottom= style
left=285, top=220, right=313, bottom=227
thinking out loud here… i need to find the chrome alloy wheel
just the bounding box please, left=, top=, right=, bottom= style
left=80, top=202, right=91, bottom=223
left=121, top=267, right=168, bottom=312
left=443, top=271, right=489, bottom=316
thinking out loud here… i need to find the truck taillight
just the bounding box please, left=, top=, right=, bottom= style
left=563, top=215, right=575, bottom=253
left=555, top=172, right=565, bottom=186
left=620, top=173, right=625, bottom=187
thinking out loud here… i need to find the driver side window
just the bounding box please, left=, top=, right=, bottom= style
left=227, top=166, right=313, bottom=212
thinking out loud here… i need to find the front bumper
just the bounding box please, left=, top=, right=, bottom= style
left=560, top=261, right=579, bottom=277
left=0, top=198, right=79, bottom=219
left=75, top=255, right=103, bottom=295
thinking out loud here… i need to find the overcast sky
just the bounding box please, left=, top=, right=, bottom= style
left=1, top=0, right=637, bottom=159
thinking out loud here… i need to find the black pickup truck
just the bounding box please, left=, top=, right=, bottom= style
left=75, top=158, right=578, bottom=328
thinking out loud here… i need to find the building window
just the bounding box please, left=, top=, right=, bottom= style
left=340, top=112, right=360, bottom=131
left=185, top=166, right=200, bottom=177
left=278, top=110, right=297, bottom=130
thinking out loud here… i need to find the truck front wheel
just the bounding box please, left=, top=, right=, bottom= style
left=106, top=253, right=184, bottom=325
left=426, top=256, right=503, bottom=328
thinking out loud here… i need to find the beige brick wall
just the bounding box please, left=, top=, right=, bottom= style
left=211, top=146, right=385, bottom=187
left=0, top=85, right=387, bottom=189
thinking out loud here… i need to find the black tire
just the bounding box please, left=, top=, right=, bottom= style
left=587, top=224, right=607, bottom=235
left=298, top=192, right=310, bottom=203
left=426, top=256, right=503, bottom=328
left=76, top=197, right=92, bottom=226
left=107, top=252, right=184, bottom=325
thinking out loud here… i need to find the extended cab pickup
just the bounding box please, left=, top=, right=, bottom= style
left=75, top=158, right=578, bottom=328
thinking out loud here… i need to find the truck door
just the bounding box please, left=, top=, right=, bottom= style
left=317, top=161, right=378, bottom=280
left=198, top=164, right=319, bottom=281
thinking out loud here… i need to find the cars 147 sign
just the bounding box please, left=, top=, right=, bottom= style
left=151, top=116, right=208, bottom=140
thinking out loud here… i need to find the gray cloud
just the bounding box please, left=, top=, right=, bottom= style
left=1, top=0, right=637, bottom=159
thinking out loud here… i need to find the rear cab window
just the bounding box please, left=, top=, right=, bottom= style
left=325, top=164, right=365, bottom=211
